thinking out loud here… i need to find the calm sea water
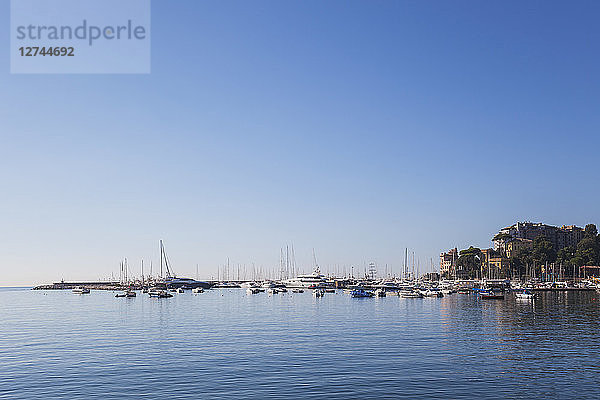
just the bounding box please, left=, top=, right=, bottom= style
left=1, top=287, right=600, bottom=399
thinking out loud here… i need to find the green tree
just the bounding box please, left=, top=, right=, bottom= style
left=584, top=224, right=598, bottom=239
left=556, top=245, right=577, bottom=279
left=532, top=235, right=556, bottom=265
left=557, top=245, right=576, bottom=267
left=510, top=247, right=533, bottom=279
left=493, top=233, right=512, bottom=241
left=456, top=246, right=482, bottom=279
left=574, top=237, right=600, bottom=267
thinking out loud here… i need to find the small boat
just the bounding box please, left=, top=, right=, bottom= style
left=515, top=290, right=535, bottom=299
left=351, top=288, right=375, bottom=298
left=176, top=288, right=185, bottom=293
left=291, top=289, right=304, bottom=293
left=279, top=288, right=288, bottom=293
left=325, top=289, right=336, bottom=293
left=267, top=288, right=279, bottom=295
left=313, top=288, right=325, bottom=297
left=422, top=289, right=444, bottom=298
left=441, top=289, right=454, bottom=295
left=72, top=287, right=90, bottom=294
left=115, top=290, right=136, bottom=298
left=247, top=288, right=261, bottom=294
left=149, top=289, right=173, bottom=298
left=192, top=287, right=204, bottom=294
left=399, top=290, right=423, bottom=298
left=457, top=289, right=470, bottom=294
left=480, top=290, right=504, bottom=300
left=374, top=289, right=386, bottom=297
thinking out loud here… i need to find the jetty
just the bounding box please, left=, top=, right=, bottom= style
left=33, top=281, right=134, bottom=291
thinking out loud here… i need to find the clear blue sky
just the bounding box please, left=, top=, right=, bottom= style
left=2, top=1, right=599, bottom=285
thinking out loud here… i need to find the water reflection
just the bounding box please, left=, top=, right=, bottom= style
left=1, top=288, right=600, bottom=399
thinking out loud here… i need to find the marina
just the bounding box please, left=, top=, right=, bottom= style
left=4, top=0, right=600, bottom=398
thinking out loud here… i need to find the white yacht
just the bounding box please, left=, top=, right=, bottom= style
left=515, top=290, right=535, bottom=299
left=283, top=269, right=328, bottom=288
left=72, top=287, right=90, bottom=294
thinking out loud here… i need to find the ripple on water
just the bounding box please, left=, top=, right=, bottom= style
left=1, top=289, right=600, bottom=399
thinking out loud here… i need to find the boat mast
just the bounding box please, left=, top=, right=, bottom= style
left=412, top=252, right=415, bottom=280
left=291, top=244, right=296, bottom=278
left=404, top=248, right=408, bottom=280
left=160, top=240, right=175, bottom=278
left=286, top=245, right=290, bottom=280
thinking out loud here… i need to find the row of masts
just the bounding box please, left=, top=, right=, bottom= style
left=115, top=242, right=436, bottom=283
left=116, top=240, right=175, bottom=284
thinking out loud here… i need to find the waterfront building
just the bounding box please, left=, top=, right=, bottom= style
left=493, top=222, right=584, bottom=255
left=439, top=248, right=458, bottom=279
left=505, top=238, right=533, bottom=258
left=480, top=248, right=510, bottom=279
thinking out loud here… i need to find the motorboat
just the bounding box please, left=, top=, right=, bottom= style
left=192, top=287, right=204, bottom=293
left=176, top=288, right=185, bottom=293
left=515, top=290, right=535, bottom=299
left=291, top=289, right=304, bottom=293
left=283, top=269, right=329, bottom=288
left=399, top=290, right=423, bottom=298
left=212, top=282, right=241, bottom=288
left=148, top=289, right=173, bottom=298
left=480, top=290, right=505, bottom=300
left=372, top=281, right=399, bottom=291
left=247, top=288, right=261, bottom=295
left=72, top=287, right=90, bottom=294
left=374, top=289, right=386, bottom=297
left=313, top=288, right=325, bottom=297
left=351, top=288, right=374, bottom=298
left=262, top=281, right=277, bottom=289
left=240, top=282, right=260, bottom=288
left=422, top=289, right=444, bottom=298
left=115, top=290, right=136, bottom=298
